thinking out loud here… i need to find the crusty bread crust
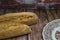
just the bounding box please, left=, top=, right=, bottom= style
left=0, top=23, right=31, bottom=39
left=0, top=12, right=38, bottom=25
left=0, top=12, right=38, bottom=39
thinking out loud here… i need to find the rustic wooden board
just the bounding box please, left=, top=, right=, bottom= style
left=1, top=9, right=60, bottom=40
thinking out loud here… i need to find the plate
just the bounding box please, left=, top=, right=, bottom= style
left=42, top=19, right=60, bottom=40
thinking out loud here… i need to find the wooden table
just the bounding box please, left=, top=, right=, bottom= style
left=1, top=9, right=60, bottom=40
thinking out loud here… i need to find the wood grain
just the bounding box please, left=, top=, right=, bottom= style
left=0, top=9, right=60, bottom=40
left=49, top=9, right=58, bottom=19
left=26, top=9, right=48, bottom=40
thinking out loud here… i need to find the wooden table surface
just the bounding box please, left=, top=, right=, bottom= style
left=1, top=9, right=60, bottom=40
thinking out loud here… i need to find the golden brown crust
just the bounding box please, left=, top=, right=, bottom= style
left=0, top=23, right=31, bottom=39
left=0, top=12, right=38, bottom=39
left=0, top=12, right=38, bottom=25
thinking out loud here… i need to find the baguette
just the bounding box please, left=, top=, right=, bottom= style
left=0, top=22, right=31, bottom=39
left=0, top=12, right=38, bottom=25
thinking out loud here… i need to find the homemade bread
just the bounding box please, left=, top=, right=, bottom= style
left=0, top=12, right=38, bottom=25
left=0, top=22, right=31, bottom=39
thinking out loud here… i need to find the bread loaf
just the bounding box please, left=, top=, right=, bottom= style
left=0, top=23, right=31, bottom=39
left=0, top=12, right=38, bottom=25
left=0, top=12, right=39, bottom=39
